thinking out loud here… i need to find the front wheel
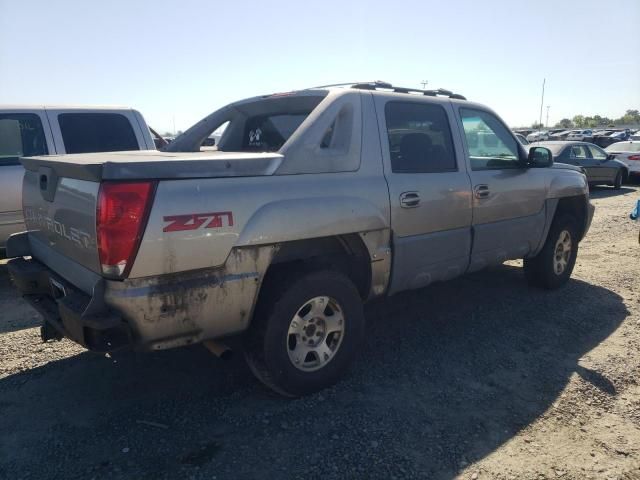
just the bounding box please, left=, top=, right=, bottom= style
left=244, top=269, right=364, bottom=397
left=524, top=215, right=579, bottom=289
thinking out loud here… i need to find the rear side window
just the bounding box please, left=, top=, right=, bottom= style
left=58, top=113, right=139, bottom=154
left=385, top=102, right=456, bottom=173
left=0, top=114, right=48, bottom=166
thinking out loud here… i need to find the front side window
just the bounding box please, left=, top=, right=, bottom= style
left=460, top=108, right=520, bottom=170
left=0, top=114, right=48, bottom=166
left=588, top=145, right=607, bottom=160
left=59, top=113, right=139, bottom=154
left=385, top=101, right=456, bottom=173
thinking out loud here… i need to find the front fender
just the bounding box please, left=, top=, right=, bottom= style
left=548, top=169, right=589, bottom=198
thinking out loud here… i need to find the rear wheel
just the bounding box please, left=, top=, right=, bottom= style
left=244, top=269, right=364, bottom=396
left=524, top=215, right=579, bottom=289
left=613, top=170, right=623, bottom=189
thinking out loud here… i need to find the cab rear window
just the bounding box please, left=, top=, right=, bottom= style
left=59, top=113, right=139, bottom=154
left=242, top=113, right=310, bottom=152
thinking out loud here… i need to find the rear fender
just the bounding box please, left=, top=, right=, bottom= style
left=236, top=196, right=388, bottom=246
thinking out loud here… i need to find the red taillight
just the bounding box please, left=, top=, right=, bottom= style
left=628, top=155, right=640, bottom=161
left=96, top=181, right=155, bottom=278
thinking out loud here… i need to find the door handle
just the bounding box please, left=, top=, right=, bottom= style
left=474, top=184, right=490, bottom=199
left=399, top=191, right=421, bottom=208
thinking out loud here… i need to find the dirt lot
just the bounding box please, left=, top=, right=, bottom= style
left=0, top=186, right=639, bottom=480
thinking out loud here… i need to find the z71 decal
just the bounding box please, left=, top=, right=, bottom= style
left=163, top=211, right=234, bottom=232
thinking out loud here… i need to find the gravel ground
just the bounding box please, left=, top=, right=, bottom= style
left=0, top=186, right=639, bottom=480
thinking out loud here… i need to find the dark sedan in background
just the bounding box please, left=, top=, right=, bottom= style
left=537, top=141, right=629, bottom=189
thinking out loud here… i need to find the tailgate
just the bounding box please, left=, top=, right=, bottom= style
left=22, top=168, right=101, bottom=273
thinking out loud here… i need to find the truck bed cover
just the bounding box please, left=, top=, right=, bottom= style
left=20, top=150, right=284, bottom=182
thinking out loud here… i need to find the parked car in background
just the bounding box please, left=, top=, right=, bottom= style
left=566, top=129, right=593, bottom=142
left=631, top=130, right=640, bottom=140
left=547, top=128, right=566, bottom=137
left=537, top=141, right=628, bottom=188
left=593, top=129, right=631, bottom=148
left=566, top=129, right=594, bottom=141
left=605, top=141, right=640, bottom=180
left=513, top=128, right=534, bottom=137
left=548, top=129, right=573, bottom=140
left=6, top=82, right=594, bottom=396
left=515, top=133, right=530, bottom=146
left=526, top=130, right=549, bottom=142
left=0, top=106, right=155, bottom=249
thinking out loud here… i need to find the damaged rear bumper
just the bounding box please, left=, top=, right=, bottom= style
left=7, top=257, right=131, bottom=351
left=6, top=232, right=275, bottom=353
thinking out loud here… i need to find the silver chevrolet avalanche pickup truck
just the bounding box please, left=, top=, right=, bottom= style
left=7, top=82, right=594, bottom=396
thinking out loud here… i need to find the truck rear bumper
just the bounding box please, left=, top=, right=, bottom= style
left=8, top=257, right=131, bottom=352
left=7, top=231, right=276, bottom=352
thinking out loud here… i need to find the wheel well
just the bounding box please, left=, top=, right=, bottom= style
left=554, top=195, right=587, bottom=240
left=265, top=235, right=372, bottom=299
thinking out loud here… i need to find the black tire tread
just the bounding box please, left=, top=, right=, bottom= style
left=613, top=171, right=623, bottom=190
left=243, top=268, right=363, bottom=397
left=524, top=214, right=579, bottom=290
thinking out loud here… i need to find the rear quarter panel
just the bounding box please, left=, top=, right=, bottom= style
left=129, top=172, right=391, bottom=278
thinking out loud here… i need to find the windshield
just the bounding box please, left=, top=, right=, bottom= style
left=606, top=142, right=640, bottom=152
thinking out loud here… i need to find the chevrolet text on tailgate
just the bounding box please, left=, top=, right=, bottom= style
left=7, top=82, right=595, bottom=396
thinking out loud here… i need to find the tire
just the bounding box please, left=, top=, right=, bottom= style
left=524, top=214, right=579, bottom=290
left=613, top=171, right=623, bottom=190
left=244, top=269, right=365, bottom=397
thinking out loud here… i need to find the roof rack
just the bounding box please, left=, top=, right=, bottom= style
left=351, top=81, right=467, bottom=100
left=308, top=81, right=466, bottom=100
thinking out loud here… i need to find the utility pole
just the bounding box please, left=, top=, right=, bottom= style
left=421, top=80, right=428, bottom=89
left=538, top=78, right=546, bottom=127
left=546, top=106, right=551, bottom=128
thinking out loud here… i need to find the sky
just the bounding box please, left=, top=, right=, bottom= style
left=1, top=0, right=639, bottom=132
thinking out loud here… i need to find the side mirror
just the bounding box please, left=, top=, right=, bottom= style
left=606, top=154, right=615, bottom=160
left=528, top=146, right=553, bottom=167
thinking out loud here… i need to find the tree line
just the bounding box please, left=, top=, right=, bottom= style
left=530, top=109, right=640, bottom=129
